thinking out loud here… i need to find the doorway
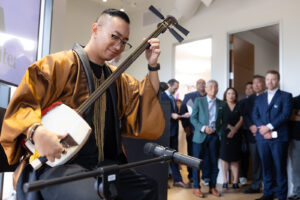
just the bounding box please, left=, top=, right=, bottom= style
left=229, top=24, right=279, bottom=99
left=174, top=38, right=212, bottom=100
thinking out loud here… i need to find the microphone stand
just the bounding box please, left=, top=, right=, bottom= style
left=23, top=155, right=173, bottom=200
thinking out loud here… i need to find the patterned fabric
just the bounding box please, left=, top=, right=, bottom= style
left=92, top=70, right=106, bottom=162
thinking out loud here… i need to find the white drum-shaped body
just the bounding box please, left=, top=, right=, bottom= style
left=26, top=104, right=91, bottom=168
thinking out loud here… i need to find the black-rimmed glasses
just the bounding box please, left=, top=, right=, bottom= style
left=110, top=34, right=132, bottom=51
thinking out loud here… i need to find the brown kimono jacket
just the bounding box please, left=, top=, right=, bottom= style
left=0, top=49, right=165, bottom=168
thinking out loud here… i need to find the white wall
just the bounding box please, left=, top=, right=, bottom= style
left=51, top=0, right=105, bottom=52
left=50, top=0, right=300, bottom=97
left=236, top=31, right=279, bottom=76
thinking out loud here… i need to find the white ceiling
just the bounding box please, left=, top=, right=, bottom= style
left=90, top=0, right=160, bottom=12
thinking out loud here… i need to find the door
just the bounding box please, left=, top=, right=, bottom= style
left=229, top=35, right=254, bottom=99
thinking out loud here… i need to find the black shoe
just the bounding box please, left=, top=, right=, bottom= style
left=288, top=195, right=300, bottom=200
left=244, top=187, right=260, bottom=194
left=232, top=183, right=239, bottom=189
left=255, top=195, right=274, bottom=200
left=222, top=183, right=228, bottom=189
left=173, top=181, right=191, bottom=188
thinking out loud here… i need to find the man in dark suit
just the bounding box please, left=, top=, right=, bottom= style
left=160, top=79, right=189, bottom=188
left=179, top=79, right=208, bottom=184
left=239, top=81, right=253, bottom=186
left=252, top=70, right=292, bottom=200
left=243, top=76, right=265, bottom=194
left=190, top=80, right=227, bottom=197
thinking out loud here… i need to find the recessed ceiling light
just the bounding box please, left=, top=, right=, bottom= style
left=102, top=0, right=107, bottom=2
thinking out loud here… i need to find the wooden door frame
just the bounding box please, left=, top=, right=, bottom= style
left=226, top=21, right=282, bottom=89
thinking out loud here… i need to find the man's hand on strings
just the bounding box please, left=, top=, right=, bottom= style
left=145, top=38, right=161, bottom=67
left=33, top=126, right=67, bottom=162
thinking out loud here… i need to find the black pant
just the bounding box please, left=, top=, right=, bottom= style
left=169, top=135, right=183, bottom=182
left=17, top=164, right=158, bottom=200
left=248, top=142, right=262, bottom=190
left=240, top=131, right=249, bottom=178
left=186, top=133, right=193, bottom=181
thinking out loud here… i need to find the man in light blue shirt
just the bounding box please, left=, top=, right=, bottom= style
left=190, top=80, right=227, bottom=197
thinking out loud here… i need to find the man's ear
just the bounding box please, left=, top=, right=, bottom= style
left=92, top=23, right=98, bottom=34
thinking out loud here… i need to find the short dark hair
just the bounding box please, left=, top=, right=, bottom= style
left=99, top=8, right=130, bottom=24
left=159, top=82, right=168, bottom=91
left=266, top=70, right=280, bottom=80
left=245, top=81, right=253, bottom=86
left=223, top=87, right=238, bottom=103
left=168, top=79, right=179, bottom=87
left=252, top=74, right=265, bottom=81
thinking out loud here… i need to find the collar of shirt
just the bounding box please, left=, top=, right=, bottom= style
left=268, top=88, right=279, bottom=95
left=267, top=88, right=278, bottom=104
left=206, top=95, right=216, bottom=103
left=165, top=90, right=172, bottom=97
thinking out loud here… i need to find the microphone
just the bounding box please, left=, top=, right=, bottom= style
left=144, top=143, right=202, bottom=169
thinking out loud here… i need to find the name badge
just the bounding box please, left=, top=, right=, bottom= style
left=271, top=131, right=278, bottom=138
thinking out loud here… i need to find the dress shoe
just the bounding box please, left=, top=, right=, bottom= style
left=243, top=187, right=260, bottom=194
left=173, top=181, right=190, bottom=188
left=239, top=177, right=248, bottom=186
left=222, top=183, right=228, bottom=189
left=209, top=188, right=221, bottom=197
left=232, top=183, right=239, bottom=189
left=193, top=189, right=204, bottom=198
left=288, top=195, right=300, bottom=200
left=255, top=195, right=274, bottom=200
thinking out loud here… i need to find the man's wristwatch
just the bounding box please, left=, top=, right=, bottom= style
left=148, top=63, right=160, bottom=71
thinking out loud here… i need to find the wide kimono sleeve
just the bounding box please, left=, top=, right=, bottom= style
left=115, top=70, right=165, bottom=140
left=0, top=51, right=80, bottom=165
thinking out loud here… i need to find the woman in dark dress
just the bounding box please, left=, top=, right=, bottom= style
left=220, top=88, right=243, bottom=189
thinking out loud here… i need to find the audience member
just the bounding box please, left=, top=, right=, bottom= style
left=287, top=95, right=300, bottom=200
left=239, top=82, right=253, bottom=186
left=243, top=75, right=265, bottom=194
left=179, top=79, right=210, bottom=185
left=220, top=87, right=243, bottom=190
left=159, top=81, right=169, bottom=92
left=244, top=82, right=254, bottom=97
left=190, top=80, right=227, bottom=197
left=253, top=70, right=292, bottom=200
left=161, top=79, right=190, bottom=188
